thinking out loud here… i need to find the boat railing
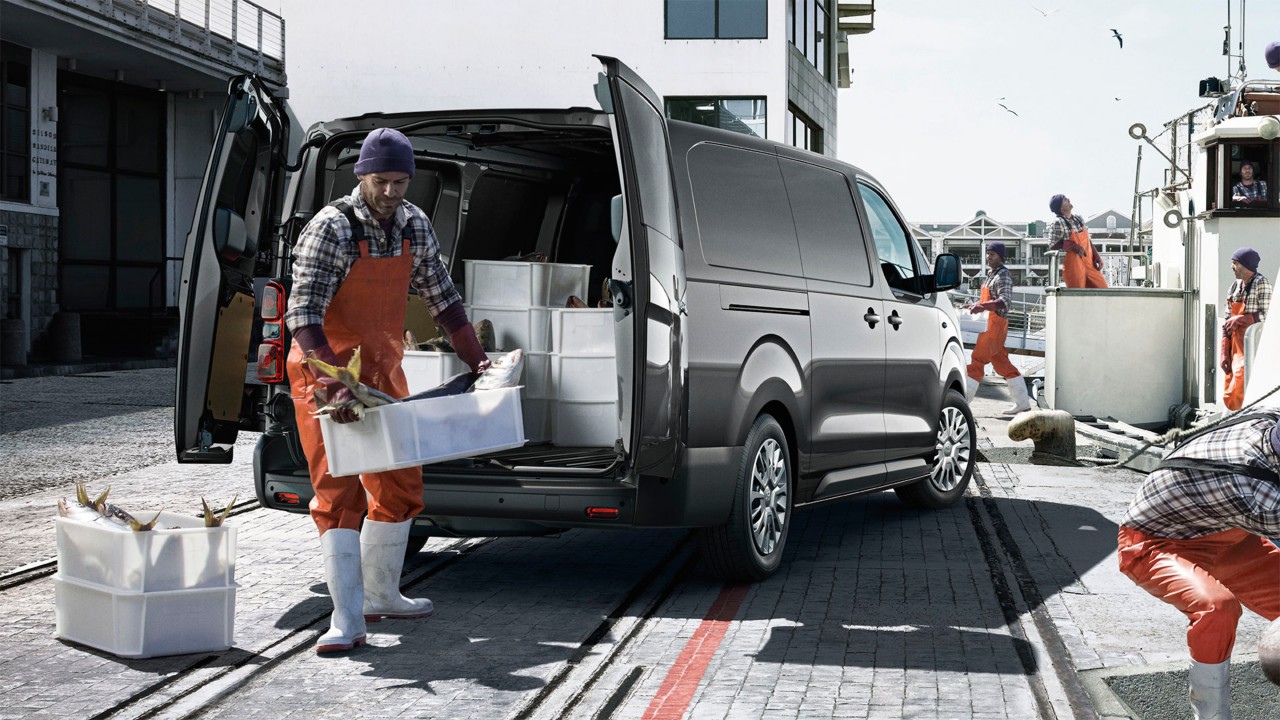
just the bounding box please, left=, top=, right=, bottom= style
left=947, top=289, right=1046, bottom=352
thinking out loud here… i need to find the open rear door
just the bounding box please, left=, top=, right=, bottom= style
left=594, top=56, right=686, bottom=477
left=174, top=76, right=290, bottom=462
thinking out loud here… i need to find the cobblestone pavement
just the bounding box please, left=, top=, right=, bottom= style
left=2, top=369, right=1278, bottom=719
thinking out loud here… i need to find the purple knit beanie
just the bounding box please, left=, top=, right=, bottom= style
left=353, top=128, right=415, bottom=177
left=1267, top=41, right=1280, bottom=70
left=1049, top=194, right=1066, bottom=215
left=1231, top=247, right=1260, bottom=273
left=987, top=241, right=1007, bottom=260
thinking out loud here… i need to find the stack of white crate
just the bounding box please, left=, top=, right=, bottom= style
left=53, top=511, right=238, bottom=658
left=462, top=260, right=618, bottom=446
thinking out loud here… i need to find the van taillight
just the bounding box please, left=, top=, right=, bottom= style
left=257, top=280, right=288, bottom=383
left=585, top=507, right=620, bottom=519
left=274, top=492, right=301, bottom=505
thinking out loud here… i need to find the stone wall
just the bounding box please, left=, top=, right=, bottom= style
left=0, top=207, right=60, bottom=358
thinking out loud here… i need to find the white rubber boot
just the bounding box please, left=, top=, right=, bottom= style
left=1188, top=659, right=1231, bottom=720
left=1002, top=376, right=1033, bottom=415
left=361, top=519, right=433, bottom=621
left=965, top=376, right=980, bottom=403
left=317, top=528, right=367, bottom=653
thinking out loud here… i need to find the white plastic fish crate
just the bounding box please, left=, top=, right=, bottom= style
left=320, top=387, right=526, bottom=476
left=552, top=399, right=619, bottom=447
left=551, top=355, right=616, bottom=402
left=55, top=512, right=237, bottom=593
left=465, top=304, right=553, bottom=353
left=463, top=260, right=591, bottom=308
left=54, top=574, right=236, bottom=658
left=551, top=308, right=614, bottom=355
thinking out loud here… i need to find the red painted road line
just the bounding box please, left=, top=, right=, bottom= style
left=641, top=583, right=751, bottom=720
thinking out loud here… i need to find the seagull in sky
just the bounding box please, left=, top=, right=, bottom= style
left=1030, top=5, right=1060, bottom=17
left=1110, top=29, right=1123, bottom=48
left=998, top=101, right=1019, bottom=117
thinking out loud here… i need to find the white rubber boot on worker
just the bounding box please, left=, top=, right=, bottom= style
left=317, top=528, right=367, bottom=653
left=1188, top=659, right=1231, bottom=720
left=1002, top=376, right=1033, bottom=415
left=965, top=376, right=980, bottom=403
left=361, top=519, right=433, bottom=621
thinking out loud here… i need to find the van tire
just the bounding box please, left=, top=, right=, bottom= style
left=895, top=389, right=975, bottom=509
left=697, top=414, right=791, bottom=582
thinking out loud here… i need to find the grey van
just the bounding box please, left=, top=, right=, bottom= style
left=175, top=57, right=974, bottom=581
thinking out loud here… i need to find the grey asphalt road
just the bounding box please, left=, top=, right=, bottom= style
left=0, top=369, right=177, bottom=499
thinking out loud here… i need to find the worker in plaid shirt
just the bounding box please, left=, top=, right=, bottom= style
left=1221, top=247, right=1272, bottom=411
left=1231, top=161, right=1269, bottom=207
left=283, top=128, right=491, bottom=654
left=1118, top=409, right=1280, bottom=719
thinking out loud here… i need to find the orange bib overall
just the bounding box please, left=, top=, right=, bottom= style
left=1061, top=226, right=1109, bottom=289
left=287, top=239, right=423, bottom=534
left=1222, top=298, right=1248, bottom=411
left=966, top=284, right=1021, bottom=382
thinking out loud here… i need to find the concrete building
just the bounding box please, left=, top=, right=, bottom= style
left=912, top=209, right=1145, bottom=288
left=0, top=0, right=284, bottom=365
left=279, top=0, right=875, bottom=156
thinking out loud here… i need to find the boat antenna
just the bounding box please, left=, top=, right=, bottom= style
left=1224, top=0, right=1247, bottom=85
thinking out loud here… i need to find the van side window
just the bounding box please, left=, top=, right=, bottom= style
left=778, top=158, right=871, bottom=286
left=857, top=183, right=921, bottom=293
left=687, top=143, right=802, bottom=277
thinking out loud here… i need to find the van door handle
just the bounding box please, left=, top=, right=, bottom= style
left=888, top=310, right=903, bottom=330
left=863, top=308, right=880, bottom=328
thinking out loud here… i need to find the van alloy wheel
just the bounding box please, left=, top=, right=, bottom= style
left=931, top=405, right=972, bottom=492
left=749, top=437, right=789, bottom=556
left=895, top=389, right=975, bottom=509
left=697, top=414, right=792, bottom=581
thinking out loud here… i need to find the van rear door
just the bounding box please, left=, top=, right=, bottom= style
left=174, top=76, right=290, bottom=463
left=594, top=56, right=685, bottom=477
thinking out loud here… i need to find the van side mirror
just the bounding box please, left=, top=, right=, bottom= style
left=610, top=194, right=623, bottom=244
left=931, top=253, right=962, bottom=292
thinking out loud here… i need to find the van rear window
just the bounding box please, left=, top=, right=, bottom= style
left=687, top=143, right=802, bottom=277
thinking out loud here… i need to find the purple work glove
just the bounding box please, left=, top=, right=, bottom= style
left=294, top=324, right=359, bottom=423
left=449, top=322, right=492, bottom=374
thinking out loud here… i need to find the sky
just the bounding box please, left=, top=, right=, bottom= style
left=836, top=0, right=1280, bottom=224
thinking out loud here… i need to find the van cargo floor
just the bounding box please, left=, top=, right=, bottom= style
left=484, top=445, right=619, bottom=471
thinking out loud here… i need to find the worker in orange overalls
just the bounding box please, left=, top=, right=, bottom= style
left=1047, top=194, right=1109, bottom=289
left=1221, top=247, right=1273, bottom=411
left=284, top=128, right=491, bottom=654
left=963, top=241, right=1032, bottom=415
left=1118, top=409, right=1280, bottom=720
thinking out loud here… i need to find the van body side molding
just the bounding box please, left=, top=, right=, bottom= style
left=719, top=284, right=809, bottom=315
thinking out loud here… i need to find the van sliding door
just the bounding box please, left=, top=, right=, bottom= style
left=595, top=56, right=685, bottom=478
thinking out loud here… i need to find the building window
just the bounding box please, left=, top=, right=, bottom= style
left=1, top=42, right=31, bottom=203
left=666, top=0, right=767, bottom=39
left=786, top=104, right=822, bottom=153
left=667, top=97, right=766, bottom=138
left=788, top=0, right=828, bottom=77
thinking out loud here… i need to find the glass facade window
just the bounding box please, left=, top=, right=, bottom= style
left=667, top=97, right=766, bottom=138
left=666, top=0, right=766, bottom=39
left=787, top=0, right=828, bottom=77
left=1, top=42, right=31, bottom=203
left=786, top=105, right=822, bottom=153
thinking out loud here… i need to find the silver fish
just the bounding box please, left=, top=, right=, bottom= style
left=59, top=482, right=161, bottom=532
left=305, top=346, right=399, bottom=419
left=473, top=349, right=524, bottom=391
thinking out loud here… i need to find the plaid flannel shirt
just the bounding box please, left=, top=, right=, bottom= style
left=284, top=186, right=461, bottom=332
left=1231, top=179, right=1269, bottom=203
left=1226, top=272, right=1273, bottom=321
left=983, top=265, right=1013, bottom=318
left=1046, top=214, right=1087, bottom=252
left=1121, top=411, right=1280, bottom=539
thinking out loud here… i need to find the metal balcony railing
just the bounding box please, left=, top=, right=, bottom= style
left=62, top=0, right=285, bottom=82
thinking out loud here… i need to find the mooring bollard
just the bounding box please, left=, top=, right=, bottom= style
left=1007, top=409, right=1076, bottom=461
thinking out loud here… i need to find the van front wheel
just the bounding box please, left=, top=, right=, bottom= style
left=698, top=414, right=791, bottom=582
left=895, top=389, right=975, bottom=509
